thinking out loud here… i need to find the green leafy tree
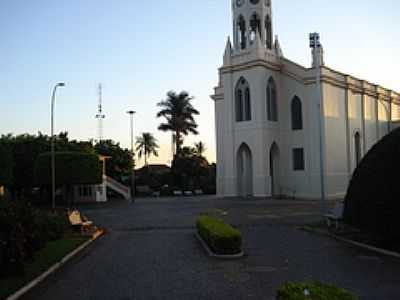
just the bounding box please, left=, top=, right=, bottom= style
left=194, top=141, right=206, bottom=158
left=172, top=146, right=209, bottom=190
left=136, top=133, right=159, bottom=166
left=157, top=91, right=200, bottom=155
left=0, top=139, right=13, bottom=186
left=35, top=152, right=102, bottom=205
left=94, top=140, right=133, bottom=184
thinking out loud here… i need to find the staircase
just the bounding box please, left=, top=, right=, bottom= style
left=105, top=176, right=131, bottom=200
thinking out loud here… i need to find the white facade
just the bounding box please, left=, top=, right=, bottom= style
left=211, top=0, right=400, bottom=199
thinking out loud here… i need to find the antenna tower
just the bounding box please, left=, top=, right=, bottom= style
left=95, top=84, right=106, bottom=142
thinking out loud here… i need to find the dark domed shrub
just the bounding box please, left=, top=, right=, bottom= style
left=344, top=127, right=400, bottom=242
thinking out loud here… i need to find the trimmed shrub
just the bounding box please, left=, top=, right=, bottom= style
left=276, top=281, right=358, bottom=300
left=344, top=127, right=400, bottom=242
left=196, top=215, right=242, bottom=255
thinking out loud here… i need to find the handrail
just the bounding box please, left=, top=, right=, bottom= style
left=106, top=176, right=130, bottom=193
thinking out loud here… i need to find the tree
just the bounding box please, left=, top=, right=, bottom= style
left=157, top=91, right=200, bottom=155
left=94, top=140, right=133, bottom=184
left=344, top=127, right=400, bottom=242
left=0, top=140, right=13, bottom=186
left=135, top=133, right=159, bottom=166
left=35, top=152, right=102, bottom=205
left=194, top=142, right=206, bottom=158
left=171, top=146, right=209, bottom=190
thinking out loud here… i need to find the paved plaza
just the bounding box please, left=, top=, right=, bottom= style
left=24, top=197, right=400, bottom=300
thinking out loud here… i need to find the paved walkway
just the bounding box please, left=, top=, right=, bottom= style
left=24, top=197, right=400, bottom=300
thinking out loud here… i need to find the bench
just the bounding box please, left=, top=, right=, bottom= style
left=68, top=210, right=96, bottom=235
left=324, top=202, right=344, bottom=229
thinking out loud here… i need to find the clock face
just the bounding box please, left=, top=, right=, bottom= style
left=236, top=0, right=244, bottom=7
left=250, top=0, right=260, bottom=4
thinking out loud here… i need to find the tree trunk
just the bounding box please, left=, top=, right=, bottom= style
left=176, top=131, right=181, bottom=155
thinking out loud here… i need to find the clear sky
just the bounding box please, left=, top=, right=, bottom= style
left=1, top=0, right=399, bottom=167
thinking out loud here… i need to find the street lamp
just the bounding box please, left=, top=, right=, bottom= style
left=310, top=32, right=326, bottom=215
left=51, top=82, right=66, bottom=211
left=127, top=110, right=136, bottom=203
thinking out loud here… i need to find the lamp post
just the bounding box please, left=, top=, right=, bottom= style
left=51, top=82, right=66, bottom=211
left=310, top=32, right=326, bottom=215
left=127, top=110, right=136, bottom=203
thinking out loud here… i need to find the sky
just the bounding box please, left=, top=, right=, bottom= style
left=1, top=0, right=399, bottom=167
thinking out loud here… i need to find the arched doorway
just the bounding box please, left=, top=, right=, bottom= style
left=237, top=143, right=253, bottom=197
left=269, top=143, right=280, bottom=197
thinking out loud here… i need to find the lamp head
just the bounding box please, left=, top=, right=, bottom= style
left=57, top=82, right=66, bottom=87
left=127, top=110, right=136, bottom=115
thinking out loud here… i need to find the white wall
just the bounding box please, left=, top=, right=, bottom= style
left=322, top=84, right=348, bottom=199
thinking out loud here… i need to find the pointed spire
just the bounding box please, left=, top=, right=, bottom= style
left=254, top=30, right=263, bottom=49
left=274, top=35, right=283, bottom=57
left=223, top=37, right=233, bottom=65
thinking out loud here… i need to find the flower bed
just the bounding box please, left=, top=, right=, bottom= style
left=196, top=215, right=242, bottom=255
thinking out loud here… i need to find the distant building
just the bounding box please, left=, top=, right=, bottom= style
left=74, top=155, right=131, bottom=203
left=211, top=0, right=400, bottom=199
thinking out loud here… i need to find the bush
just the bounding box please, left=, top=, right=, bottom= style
left=0, top=141, right=13, bottom=186
left=196, top=215, right=242, bottom=255
left=344, top=127, right=400, bottom=242
left=0, top=199, right=68, bottom=277
left=276, top=281, right=358, bottom=300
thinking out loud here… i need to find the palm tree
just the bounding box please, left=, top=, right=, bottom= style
left=157, top=91, right=200, bottom=156
left=135, top=133, right=159, bottom=166
left=194, top=142, right=206, bottom=157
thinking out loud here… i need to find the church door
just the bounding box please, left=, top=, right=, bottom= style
left=237, top=144, right=253, bottom=197
left=269, top=143, right=280, bottom=197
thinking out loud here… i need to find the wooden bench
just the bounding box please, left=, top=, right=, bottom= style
left=68, top=210, right=96, bottom=234
left=324, top=202, right=344, bottom=229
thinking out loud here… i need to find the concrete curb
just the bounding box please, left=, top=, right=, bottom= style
left=6, top=229, right=105, bottom=300
left=195, top=232, right=244, bottom=259
left=302, top=226, right=400, bottom=259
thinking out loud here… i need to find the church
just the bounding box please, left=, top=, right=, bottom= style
left=211, top=0, right=400, bottom=199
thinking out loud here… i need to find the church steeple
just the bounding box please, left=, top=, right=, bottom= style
left=232, top=0, right=273, bottom=51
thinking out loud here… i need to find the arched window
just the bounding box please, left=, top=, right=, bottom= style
left=291, top=96, right=303, bottom=130
left=237, top=15, right=247, bottom=50
left=235, top=78, right=251, bottom=122
left=265, top=15, right=272, bottom=49
left=354, top=132, right=362, bottom=166
left=245, top=88, right=251, bottom=120
left=236, top=90, right=243, bottom=122
left=266, top=77, right=278, bottom=121
left=249, top=13, right=261, bottom=43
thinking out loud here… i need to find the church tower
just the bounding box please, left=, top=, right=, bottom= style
left=232, top=0, right=273, bottom=51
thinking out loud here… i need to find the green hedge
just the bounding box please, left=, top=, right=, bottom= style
left=196, top=215, right=242, bottom=255
left=276, top=281, right=358, bottom=300
left=34, top=151, right=102, bottom=186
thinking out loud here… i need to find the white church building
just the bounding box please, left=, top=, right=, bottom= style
left=211, top=0, right=400, bottom=199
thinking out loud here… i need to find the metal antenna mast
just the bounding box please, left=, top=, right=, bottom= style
left=95, top=84, right=106, bottom=142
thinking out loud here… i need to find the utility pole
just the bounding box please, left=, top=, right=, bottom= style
left=127, top=110, right=136, bottom=203
left=95, top=84, right=106, bottom=142
left=310, top=32, right=326, bottom=215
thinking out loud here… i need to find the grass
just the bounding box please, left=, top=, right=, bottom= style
left=276, top=281, right=359, bottom=300
left=0, top=236, right=88, bottom=299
